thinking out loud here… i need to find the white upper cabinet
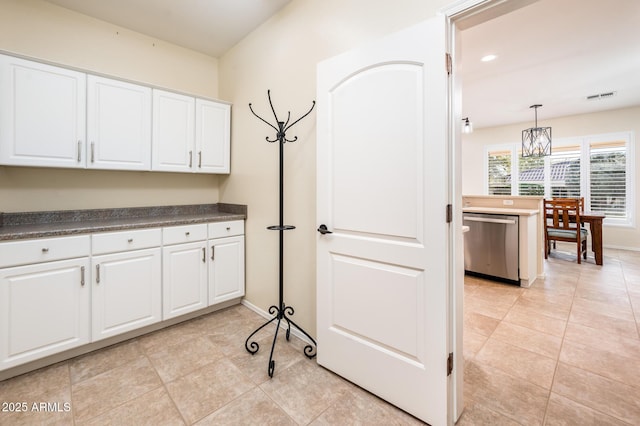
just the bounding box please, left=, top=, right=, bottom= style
left=196, top=99, right=230, bottom=173
left=152, top=89, right=195, bottom=172
left=0, top=54, right=86, bottom=168
left=152, top=91, right=230, bottom=174
left=87, top=75, right=152, bottom=171
left=0, top=53, right=229, bottom=173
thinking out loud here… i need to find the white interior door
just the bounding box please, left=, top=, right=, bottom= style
left=317, top=16, right=451, bottom=426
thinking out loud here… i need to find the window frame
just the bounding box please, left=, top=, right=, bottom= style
left=484, top=131, right=635, bottom=227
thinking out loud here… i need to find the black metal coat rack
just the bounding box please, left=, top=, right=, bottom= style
left=244, top=90, right=317, bottom=377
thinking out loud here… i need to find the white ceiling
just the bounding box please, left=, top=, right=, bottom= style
left=43, top=0, right=640, bottom=130
left=460, top=0, right=640, bottom=129
left=44, top=0, right=292, bottom=57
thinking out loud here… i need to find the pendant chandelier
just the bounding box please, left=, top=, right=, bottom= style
left=521, top=104, right=551, bottom=157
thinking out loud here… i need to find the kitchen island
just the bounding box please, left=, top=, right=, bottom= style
left=462, top=195, right=544, bottom=287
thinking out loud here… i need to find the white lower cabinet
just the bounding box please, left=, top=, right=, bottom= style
left=91, top=229, right=162, bottom=341
left=163, top=221, right=245, bottom=314
left=0, top=236, right=91, bottom=371
left=91, top=247, right=161, bottom=341
left=208, top=221, right=245, bottom=305
left=163, top=242, right=208, bottom=319
left=162, top=224, right=208, bottom=319
left=0, top=220, right=244, bottom=372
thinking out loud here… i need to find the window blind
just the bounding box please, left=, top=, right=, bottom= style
left=589, top=141, right=626, bottom=217
left=488, top=151, right=511, bottom=195
left=550, top=147, right=581, bottom=198
left=518, top=153, right=544, bottom=195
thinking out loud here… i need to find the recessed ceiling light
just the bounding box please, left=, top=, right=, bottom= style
left=481, top=54, right=497, bottom=62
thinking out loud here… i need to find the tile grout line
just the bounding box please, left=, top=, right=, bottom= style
left=620, top=261, right=640, bottom=339
left=540, top=270, right=579, bottom=425
left=148, top=348, right=190, bottom=426
left=67, top=362, right=78, bottom=426
left=464, top=277, right=553, bottom=424
left=545, top=256, right=637, bottom=425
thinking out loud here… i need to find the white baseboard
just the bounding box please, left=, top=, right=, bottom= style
left=603, top=244, right=640, bottom=252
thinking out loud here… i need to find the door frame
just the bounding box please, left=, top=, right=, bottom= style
left=441, top=0, right=542, bottom=421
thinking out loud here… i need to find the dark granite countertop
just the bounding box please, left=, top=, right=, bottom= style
left=0, top=203, right=247, bottom=241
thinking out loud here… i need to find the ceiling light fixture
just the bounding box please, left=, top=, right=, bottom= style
left=522, top=104, right=551, bottom=157
left=481, top=54, right=497, bottom=62
left=462, top=117, right=473, bottom=134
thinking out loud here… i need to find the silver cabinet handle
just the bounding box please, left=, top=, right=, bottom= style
left=91, top=142, right=95, bottom=163
left=211, top=246, right=215, bottom=261
left=198, top=151, right=202, bottom=168
left=77, top=140, right=82, bottom=162
left=189, top=150, right=193, bottom=168
left=96, top=264, right=100, bottom=284
left=41, top=247, right=49, bottom=253
left=226, top=226, right=231, bottom=231
left=463, top=216, right=517, bottom=225
left=81, top=266, right=85, bottom=286
left=127, top=238, right=133, bottom=243
left=202, top=247, right=206, bottom=263
left=185, top=232, right=190, bottom=236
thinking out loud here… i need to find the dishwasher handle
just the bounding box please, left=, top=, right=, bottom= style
left=463, top=216, right=517, bottom=225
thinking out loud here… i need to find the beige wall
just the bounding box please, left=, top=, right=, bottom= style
left=0, top=0, right=221, bottom=212
left=461, top=106, right=640, bottom=250
left=218, top=0, right=451, bottom=336
left=0, top=0, right=454, bottom=338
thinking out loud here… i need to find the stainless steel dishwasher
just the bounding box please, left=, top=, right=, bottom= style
left=463, top=212, right=519, bottom=284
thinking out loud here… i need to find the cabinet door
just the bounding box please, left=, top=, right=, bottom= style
left=87, top=75, right=151, bottom=170
left=152, top=90, right=195, bottom=172
left=92, top=248, right=161, bottom=341
left=0, top=54, right=86, bottom=168
left=162, top=241, right=208, bottom=319
left=0, top=258, right=90, bottom=370
left=208, top=235, right=244, bottom=305
left=195, top=99, right=230, bottom=174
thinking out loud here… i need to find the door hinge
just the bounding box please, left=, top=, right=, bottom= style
left=447, top=352, right=453, bottom=376
left=446, top=204, right=453, bottom=223
left=446, top=53, right=452, bottom=75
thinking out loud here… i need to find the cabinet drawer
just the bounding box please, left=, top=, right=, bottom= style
left=208, top=220, right=244, bottom=239
left=0, top=235, right=90, bottom=268
left=92, top=228, right=161, bottom=255
left=163, top=223, right=207, bottom=245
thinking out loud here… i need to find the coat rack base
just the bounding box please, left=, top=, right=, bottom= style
left=244, top=303, right=317, bottom=378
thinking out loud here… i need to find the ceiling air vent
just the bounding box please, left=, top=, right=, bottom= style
left=586, top=91, right=616, bottom=101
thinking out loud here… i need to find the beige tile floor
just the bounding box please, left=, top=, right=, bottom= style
left=0, top=244, right=639, bottom=425
left=461, top=244, right=640, bottom=425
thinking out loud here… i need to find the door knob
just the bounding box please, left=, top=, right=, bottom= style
left=317, top=224, right=333, bottom=234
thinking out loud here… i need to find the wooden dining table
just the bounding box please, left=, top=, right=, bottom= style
left=580, top=211, right=606, bottom=265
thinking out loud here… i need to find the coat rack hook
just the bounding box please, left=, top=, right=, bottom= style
left=248, top=90, right=315, bottom=144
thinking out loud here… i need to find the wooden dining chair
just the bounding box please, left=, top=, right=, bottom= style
left=544, top=198, right=589, bottom=263
left=552, top=196, right=585, bottom=212
left=549, top=197, right=586, bottom=249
